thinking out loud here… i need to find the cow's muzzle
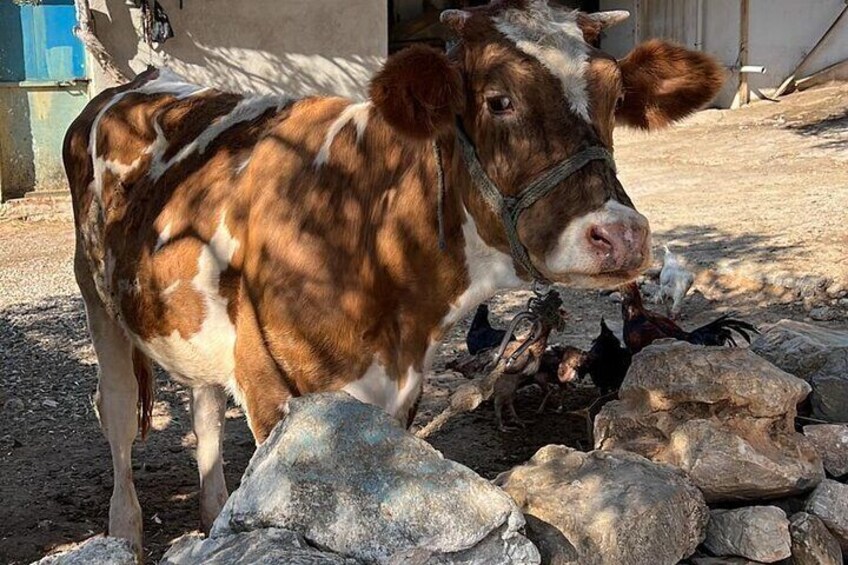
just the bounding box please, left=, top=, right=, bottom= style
left=545, top=200, right=652, bottom=283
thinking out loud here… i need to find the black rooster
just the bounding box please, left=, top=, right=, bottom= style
left=466, top=304, right=514, bottom=355
left=584, top=318, right=632, bottom=395
left=620, top=282, right=758, bottom=354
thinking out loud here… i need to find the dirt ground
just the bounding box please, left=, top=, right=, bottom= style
left=1, top=84, right=846, bottom=564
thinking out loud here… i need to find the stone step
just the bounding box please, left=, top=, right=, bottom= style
left=0, top=193, right=73, bottom=221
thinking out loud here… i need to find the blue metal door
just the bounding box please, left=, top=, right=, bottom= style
left=0, top=0, right=89, bottom=200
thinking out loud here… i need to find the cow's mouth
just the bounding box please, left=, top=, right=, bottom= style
left=542, top=200, right=652, bottom=288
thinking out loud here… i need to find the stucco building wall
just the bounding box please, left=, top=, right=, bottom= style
left=88, top=0, right=388, bottom=100
left=599, top=0, right=848, bottom=108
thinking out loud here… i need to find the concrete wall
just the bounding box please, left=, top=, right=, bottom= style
left=0, top=84, right=88, bottom=199
left=89, top=0, right=388, bottom=100
left=600, top=0, right=848, bottom=108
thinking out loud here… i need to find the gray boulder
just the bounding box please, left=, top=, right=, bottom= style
left=211, top=392, right=539, bottom=565
left=809, top=349, right=848, bottom=423
left=494, top=445, right=708, bottom=565
left=788, top=512, right=843, bottom=565
left=161, top=529, right=358, bottom=564
left=750, top=319, right=848, bottom=381
left=31, top=537, right=135, bottom=565
left=703, top=506, right=791, bottom=563
left=688, top=557, right=764, bottom=564
left=803, top=425, right=848, bottom=478
left=594, top=341, right=824, bottom=502
left=805, top=479, right=848, bottom=552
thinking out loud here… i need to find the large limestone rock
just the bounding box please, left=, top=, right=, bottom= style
left=32, top=537, right=135, bottom=565
left=703, top=506, right=791, bottom=563
left=161, top=529, right=357, bottom=564
left=750, top=320, right=848, bottom=381
left=805, top=479, right=848, bottom=552
left=688, top=558, right=762, bottom=565
left=211, top=392, right=539, bottom=565
left=809, top=349, right=848, bottom=423
left=494, top=445, right=708, bottom=565
left=750, top=320, right=848, bottom=423
left=595, top=341, right=824, bottom=502
left=803, top=425, right=848, bottom=478
left=788, top=512, right=844, bottom=565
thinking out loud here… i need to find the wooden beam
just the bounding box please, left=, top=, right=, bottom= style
left=737, top=0, right=749, bottom=106
left=73, top=0, right=129, bottom=86
left=796, top=58, right=848, bottom=91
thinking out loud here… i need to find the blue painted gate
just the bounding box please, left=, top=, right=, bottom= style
left=0, top=0, right=89, bottom=200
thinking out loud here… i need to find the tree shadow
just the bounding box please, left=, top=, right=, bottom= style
left=0, top=295, right=253, bottom=564
left=653, top=223, right=801, bottom=269
left=90, top=4, right=383, bottom=100
left=783, top=107, right=848, bottom=151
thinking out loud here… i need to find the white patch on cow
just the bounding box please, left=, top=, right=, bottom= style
left=235, top=156, right=251, bottom=175
left=224, top=380, right=247, bottom=411
left=342, top=360, right=396, bottom=411
left=190, top=385, right=229, bottom=530
left=492, top=2, right=590, bottom=120
left=396, top=365, right=424, bottom=420
left=88, top=68, right=207, bottom=201
left=314, top=101, right=372, bottom=167
left=162, top=280, right=180, bottom=297
left=140, top=212, right=239, bottom=387
left=103, top=155, right=144, bottom=179
left=442, top=211, right=523, bottom=329
left=545, top=200, right=648, bottom=275
left=154, top=222, right=173, bottom=252
left=136, top=68, right=208, bottom=100
left=149, top=94, right=288, bottom=181
left=339, top=359, right=421, bottom=424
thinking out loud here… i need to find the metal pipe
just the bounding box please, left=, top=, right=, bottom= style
left=695, top=0, right=704, bottom=51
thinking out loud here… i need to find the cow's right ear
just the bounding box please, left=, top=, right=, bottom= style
left=370, top=45, right=464, bottom=139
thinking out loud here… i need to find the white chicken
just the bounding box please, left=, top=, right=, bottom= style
left=657, top=245, right=695, bottom=319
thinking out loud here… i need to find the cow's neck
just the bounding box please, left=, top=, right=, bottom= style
left=409, top=129, right=525, bottom=331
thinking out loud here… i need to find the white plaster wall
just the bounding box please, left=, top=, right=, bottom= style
left=747, top=0, right=848, bottom=98
left=597, top=0, right=636, bottom=59
left=88, top=0, right=387, bottom=100
left=600, top=0, right=848, bottom=108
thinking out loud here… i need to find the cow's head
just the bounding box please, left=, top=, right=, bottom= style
left=370, top=0, right=724, bottom=288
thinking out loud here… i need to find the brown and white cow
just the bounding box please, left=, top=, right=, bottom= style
left=64, top=0, right=723, bottom=552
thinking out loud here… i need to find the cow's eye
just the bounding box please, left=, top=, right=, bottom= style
left=615, top=95, right=625, bottom=111
left=486, top=95, right=514, bottom=115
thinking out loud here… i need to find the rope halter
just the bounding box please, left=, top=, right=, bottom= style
left=436, top=117, right=617, bottom=285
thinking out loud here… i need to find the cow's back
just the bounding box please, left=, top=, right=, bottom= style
left=65, top=69, right=293, bottom=386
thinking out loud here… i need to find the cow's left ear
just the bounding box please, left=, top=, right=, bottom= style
left=617, top=39, right=726, bottom=129
left=370, top=45, right=464, bottom=139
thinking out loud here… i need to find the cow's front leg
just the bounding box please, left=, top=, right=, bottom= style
left=190, top=385, right=228, bottom=532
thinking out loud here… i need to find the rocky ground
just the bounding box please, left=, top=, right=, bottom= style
left=1, top=83, right=847, bottom=564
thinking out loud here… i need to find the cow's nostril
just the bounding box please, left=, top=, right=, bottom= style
left=588, top=226, right=614, bottom=253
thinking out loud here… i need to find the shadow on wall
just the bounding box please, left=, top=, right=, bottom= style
left=91, top=2, right=385, bottom=99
